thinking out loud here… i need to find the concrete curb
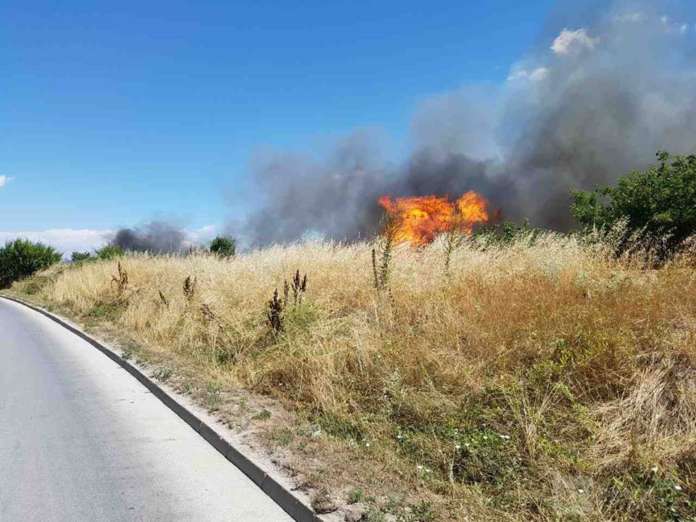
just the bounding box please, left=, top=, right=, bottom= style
left=1, top=295, right=323, bottom=522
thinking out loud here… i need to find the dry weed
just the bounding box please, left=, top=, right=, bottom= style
left=14, top=235, right=696, bottom=520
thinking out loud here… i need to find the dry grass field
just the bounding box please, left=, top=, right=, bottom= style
left=9, top=233, right=696, bottom=521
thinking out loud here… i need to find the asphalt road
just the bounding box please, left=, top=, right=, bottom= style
left=0, top=298, right=292, bottom=522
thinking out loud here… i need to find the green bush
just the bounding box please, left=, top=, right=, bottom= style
left=96, top=245, right=124, bottom=260
left=572, top=152, right=696, bottom=254
left=0, top=239, right=62, bottom=288
left=71, top=251, right=93, bottom=263
left=210, top=236, right=236, bottom=257
left=474, top=220, right=544, bottom=246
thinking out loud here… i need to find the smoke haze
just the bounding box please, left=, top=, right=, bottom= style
left=110, top=221, right=187, bottom=254
left=241, top=0, right=696, bottom=245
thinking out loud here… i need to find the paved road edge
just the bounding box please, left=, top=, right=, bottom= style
left=1, top=295, right=323, bottom=522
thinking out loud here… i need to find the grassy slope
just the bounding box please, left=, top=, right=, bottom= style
left=9, top=234, right=696, bottom=521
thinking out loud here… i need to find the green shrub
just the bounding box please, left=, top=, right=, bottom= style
left=0, top=239, right=62, bottom=288
left=572, top=152, right=696, bottom=255
left=210, top=236, right=236, bottom=257
left=96, top=245, right=124, bottom=260
left=71, top=251, right=93, bottom=263
left=474, top=220, right=544, bottom=246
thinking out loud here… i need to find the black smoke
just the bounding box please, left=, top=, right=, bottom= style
left=110, top=221, right=187, bottom=254
left=241, top=0, right=696, bottom=245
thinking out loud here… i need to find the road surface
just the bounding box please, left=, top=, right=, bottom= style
left=0, top=298, right=292, bottom=521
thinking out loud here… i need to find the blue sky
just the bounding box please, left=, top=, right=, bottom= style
left=2, top=1, right=559, bottom=251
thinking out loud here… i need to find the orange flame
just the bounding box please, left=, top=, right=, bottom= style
left=378, top=191, right=489, bottom=246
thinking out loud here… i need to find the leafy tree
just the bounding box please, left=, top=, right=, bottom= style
left=0, top=239, right=62, bottom=288
left=572, top=152, right=696, bottom=252
left=96, top=245, right=124, bottom=260
left=71, top=251, right=93, bottom=263
left=210, top=236, right=236, bottom=257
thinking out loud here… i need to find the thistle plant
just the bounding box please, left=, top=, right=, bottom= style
left=266, top=269, right=309, bottom=336
left=289, top=269, right=308, bottom=306
left=266, top=288, right=284, bottom=334
left=183, top=275, right=197, bottom=302
left=111, top=262, right=129, bottom=296
left=372, top=216, right=395, bottom=291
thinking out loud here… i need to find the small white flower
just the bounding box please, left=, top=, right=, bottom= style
left=651, top=465, right=659, bottom=473
left=365, top=442, right=370, bottom=447
left=577, top=488, right=584, bottom=494
left=455, top=444, right=461, bottom=450
left=417, top=465, right=424, bottom=471
left=674, top=485, right=682, bottom=491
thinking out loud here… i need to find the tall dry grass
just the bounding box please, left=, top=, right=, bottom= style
left=14, top=233, right=696, bottom=520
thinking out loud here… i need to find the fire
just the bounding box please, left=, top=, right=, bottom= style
left=378, top=191, right=489, bottom=246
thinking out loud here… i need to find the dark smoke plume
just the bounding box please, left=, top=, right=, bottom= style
left=110, top=221, right=187, bottom=254
left=242, top=0, right=696, bottom=245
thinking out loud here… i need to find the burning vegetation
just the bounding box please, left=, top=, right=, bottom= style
left=377, top=191, right=489, bottom=246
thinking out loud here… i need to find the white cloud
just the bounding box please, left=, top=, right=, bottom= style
left=0, top=176, right=13, bottom=188
left=551, top=28, right=600, bottom=56
left=615, top=12, right=645, bottom=23
left=0, top=229, right=112, bottom=257
left=507, top=66, right=549, bottom=82
left=659, top=15, right=691, bottom=35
